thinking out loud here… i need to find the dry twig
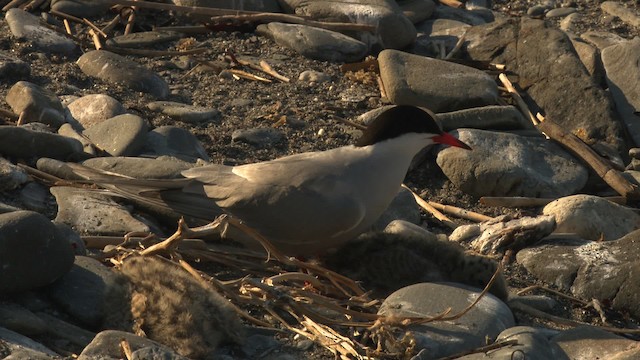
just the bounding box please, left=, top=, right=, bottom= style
left=426, top=199, right=493, bottom=222
left=402, top=184, right=458, bottom=229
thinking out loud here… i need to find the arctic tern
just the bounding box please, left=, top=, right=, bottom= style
left=68, top=105, right=471, bottom=255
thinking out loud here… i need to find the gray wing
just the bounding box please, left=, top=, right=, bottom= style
left=181, top=154, right=368, bottom=241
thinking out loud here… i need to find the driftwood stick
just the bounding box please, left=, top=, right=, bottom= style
left=481, top=196, right=627, bottom=208
left=444, top=30, right=467, bottom=60
left=500, top=72, right=640, bottom=199
left=426, top=200, right=493, bottom=222
left=102, top=45, right=208, bottom=56
left=152, top=25, right=211, bottom=34
left=49, top=9, right=83, bottom=23
left=63, top=19, right=72, bottom=35
left=83, top=18, right=107, bottom=38
left=2, top=0, right=26, bottom=11
left=401, top=184, right=458, bottom=229
left=259, top=60, right=290, bottom=83
left=107, top=0, right=376, bottom=32
left=499, top=73, right=538, bottom=125
left=536, top=114, right=640, bottom=199
left=208, top=13, right=376, bottom=32
left=228, top=68, right=272, bottom=82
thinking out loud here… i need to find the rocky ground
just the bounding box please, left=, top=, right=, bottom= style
left=0, top=0, right=640, bottom=359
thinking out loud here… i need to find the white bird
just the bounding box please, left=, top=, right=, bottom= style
left=67, top=105, right=471, bottom=256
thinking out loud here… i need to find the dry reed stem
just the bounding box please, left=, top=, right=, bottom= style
left=401, top=184, right=458, bottom=229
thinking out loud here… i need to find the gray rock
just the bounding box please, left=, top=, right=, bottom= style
left=0, top=125, right=86, bottom=162
left=465, top=18, right=623, bottom=150
left=602, top=38, right=640, bottom=147
left=19, top=182, right=49, bottom=212
left=545, top=7, right=576, bottom=18
left=0, top=302, right=47, bottom=335
left=77, top=50, right=169, bottom=98
left=508, top=295, right=558, bottom=312
left=601, top=1, right=640, bottom=28
left=560, top=12, right=581, bottom=33
left=232, top=127, right=285, bottom=147
left=298, top=70, right=331, bottom=82
left=145, top=126, right=210, bottom=162
left=147, top=101, right=219, bottom=123
left=436, top=129, right=588, bottom=197
left=50, top=186, right=151, bottom=235
left=378, top=283, right=514, bottom=358
left=5, top=9, right=77, bottom=55
left=415, top=18, right=470, bottom=34
left=47, top=256, right=123, bottom=328
left=400, top=0, right=436, bottom=24
left=83, top=113, right=149, bottom=156
left=78, top=330, right=189, bottom=360
left=256, top=22, right=368, bottom=63
left=105, top=31, right=183, bottom=48
left=58, top=123, right=97, bottom=156
left=54, top=222, right=87, bottom=256
left=581, top=30, right=625, bottom=50
left=552, top=326, right=640, bottom=360
left=542, top=195, right=640, bottom=240
left=0, top=157, right=28, bottom=191
left=51, top=0, right=112, bottom=18
left=378, top=50, right=498, bottom=112
left=66, top=94, right=126, bottom=129
left=0, top=211, right=75, bottom=293
left=281, top=0, right=417, bottom=49
left=0, top=51, right=30, bottom=78
left=568, top=36, right=604, bottom=85
left=437, top=105, right=533, bottom=131
left=434, top=4, right=489, bottom=25
left=6, top=81, right=65, bottom=128
left=527, top=5, right=548, bottom=17
left=372, top=187, right=421, bottom=230
left=0, top=326, right=58, bottom=357
left=383, top=219, right=438, bottom=241
left=457, top=326, right=566, bottom=360
left=517, top=230, right=640, bottom=317
left=83, top=156, right=193, bottom=179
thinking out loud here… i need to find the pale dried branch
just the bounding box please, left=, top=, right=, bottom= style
left=102, top=45, right=208, bottom=56
left=259, top=60, right=290, bottom=82
left=83, top=18, right=107, bottom=38
left=119, top=339, right=133, bottom=360
left=444, top=29, right=467, bottom=60
left=106, top=0, right=375, bottom=32
left=228, top=68, right=272, bottom=82
left=499, top=73, right=538, bottom=125
left=426, top=199, right=493, bottom=222
left=209, top=13, right=376, bottom=32
left=401, top=184, right=458, bottom=229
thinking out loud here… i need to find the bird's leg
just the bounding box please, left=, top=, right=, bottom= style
left=139, top=216, right=227, bottom=256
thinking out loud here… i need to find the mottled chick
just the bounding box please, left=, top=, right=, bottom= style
left=103, top=256, right=245, bottom=359
left=326, top=231, right=509, bottom=300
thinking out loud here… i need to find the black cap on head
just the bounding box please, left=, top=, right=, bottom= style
left=356, top=105, right=442, bottom=147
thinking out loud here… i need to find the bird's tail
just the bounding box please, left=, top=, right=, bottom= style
left=31, top=159, right=223, bottom=224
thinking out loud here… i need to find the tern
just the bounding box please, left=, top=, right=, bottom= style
left=67, top=105, right=471, bottom=255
